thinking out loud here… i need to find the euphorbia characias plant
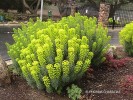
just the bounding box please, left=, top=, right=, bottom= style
left=119, top=21, right=133, bottom=56
left=6, top=13, right=110, bottom=93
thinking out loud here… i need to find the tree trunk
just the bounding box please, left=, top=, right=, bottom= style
left=22, top=0, right=40, bottom=14
left=71, top=4, right=76, bottom=16
left=22, top=0, right=33, bottom=13
left=98, top=2, right=110, bottom=27
left=68, top=0, right=76, bottom=16
left=35, top=0, right=41, bottom=13
left=109, top=4, right=115, bottom=18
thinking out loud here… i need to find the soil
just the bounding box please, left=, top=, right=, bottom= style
left=0, top=76, right=69, bottom=100
left=1, top=47, right=133, bottom=100
left=78, top=61, right=133, bottom=100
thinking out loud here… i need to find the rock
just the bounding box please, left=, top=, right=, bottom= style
left=107, top=47, right=114, bottom=58
left=0, top=55, right=11, bottom=86
left=107, top=46, right=128, bottom=59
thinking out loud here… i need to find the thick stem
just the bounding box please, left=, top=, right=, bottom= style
left=35, top=0, right=41, bottom=13
left=22, top=0, right=33, bottom=13
left=22, top=0, right=40, bottom=14
left=71, top=5, right=76, bottom=16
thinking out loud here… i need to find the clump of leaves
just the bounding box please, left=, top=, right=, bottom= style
left=120, top=75, right=133, bottom=94
left=102, top=46, right=132, bottom=69
left=8, top=64, right=19, bottom=75
left=103, top=54, right=132, bottom=69
left=67, top=84, right=82, bottom=100
left=108, top=17, right=119, bottom=25
left=0, top=11, right=14, bottom=21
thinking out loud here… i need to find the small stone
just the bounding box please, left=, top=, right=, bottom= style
left=107, top=47, right=114, bottom=58
left=85, top=90, right=89, bottom=94
left=97, top=84, right=102, bottom=87
left=0, top=55, right=11, bottom=86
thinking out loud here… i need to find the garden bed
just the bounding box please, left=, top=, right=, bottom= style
left=79, top=61, right=133, bottom=100
left=1, top=47, right=133, bottom=100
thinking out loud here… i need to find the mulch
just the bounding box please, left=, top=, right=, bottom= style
left=78, top=61, right=133, bottom=100
left=1, top=47, right=133, bottom=100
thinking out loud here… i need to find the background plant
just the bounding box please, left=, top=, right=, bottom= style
left=0, top=11, right=14, bottom=21
left=67, top=84, right=82, bottom=100
left=108, top=18, right=119, bottom=25
left=119, top=21, right=133, bottom=56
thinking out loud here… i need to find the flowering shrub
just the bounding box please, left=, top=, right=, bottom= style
left=6, top=13, right=110, bottom=93
left=60, top=13, right=111, bottom=67
left=119, top=21, right=133, bottom=56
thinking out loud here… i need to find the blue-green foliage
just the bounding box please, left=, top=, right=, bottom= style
left=6, top=13, right=110, bottom=93
left=60, top=13, right=110, bottom=67
left=67, top=84, right=82, bottom=100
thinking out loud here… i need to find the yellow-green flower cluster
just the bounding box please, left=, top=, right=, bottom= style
left=119, top=21, right=133, bottom=56
left=74, top=61, right=83, bottom=74
left=46, top=64, right=56, bottom=79
left=68, top=47, right=75, bottom=66
left=42, top=76, right=52, bottom=93
left=62, top=60, right=70, bottom=76
left=55, top=49, right=63, bottom=64
left=62, top=60, right=70, bottom=83
left=30, top=66, right=43, bottom=89
left=53, top=63, right=61, bottom=79
left=37, top=47, right=46, bottom=66
left=82, top=59, right=91, bottom=73
left=42, top=76, right=51, bottom=89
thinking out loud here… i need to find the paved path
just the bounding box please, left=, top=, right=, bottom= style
left=108, top=28, right=122, bottom=46
left=0, top=25, right=122, bottom=60
left=0, top=32, right=14, bottom=60
left=0, top=24, right=19, bottom=60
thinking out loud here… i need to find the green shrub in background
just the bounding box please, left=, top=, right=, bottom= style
left=6, top=13, right=110, bottom=93
left=0, top=11, right=14, bottom=21
left=108, top=17, right=119, bottom=25
left=108, top=18, right=113, bottom=24
left=119, top=21, right=133, bottom=56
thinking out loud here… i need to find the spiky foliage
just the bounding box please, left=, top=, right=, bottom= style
left=6, top=14, right=110, bottom=93
left=60, top=13, right=111, bottom=67
left=119, top=21, right=133, bottom=56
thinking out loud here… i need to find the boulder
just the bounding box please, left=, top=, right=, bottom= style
left=0, top=55, right=11, bottom=86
